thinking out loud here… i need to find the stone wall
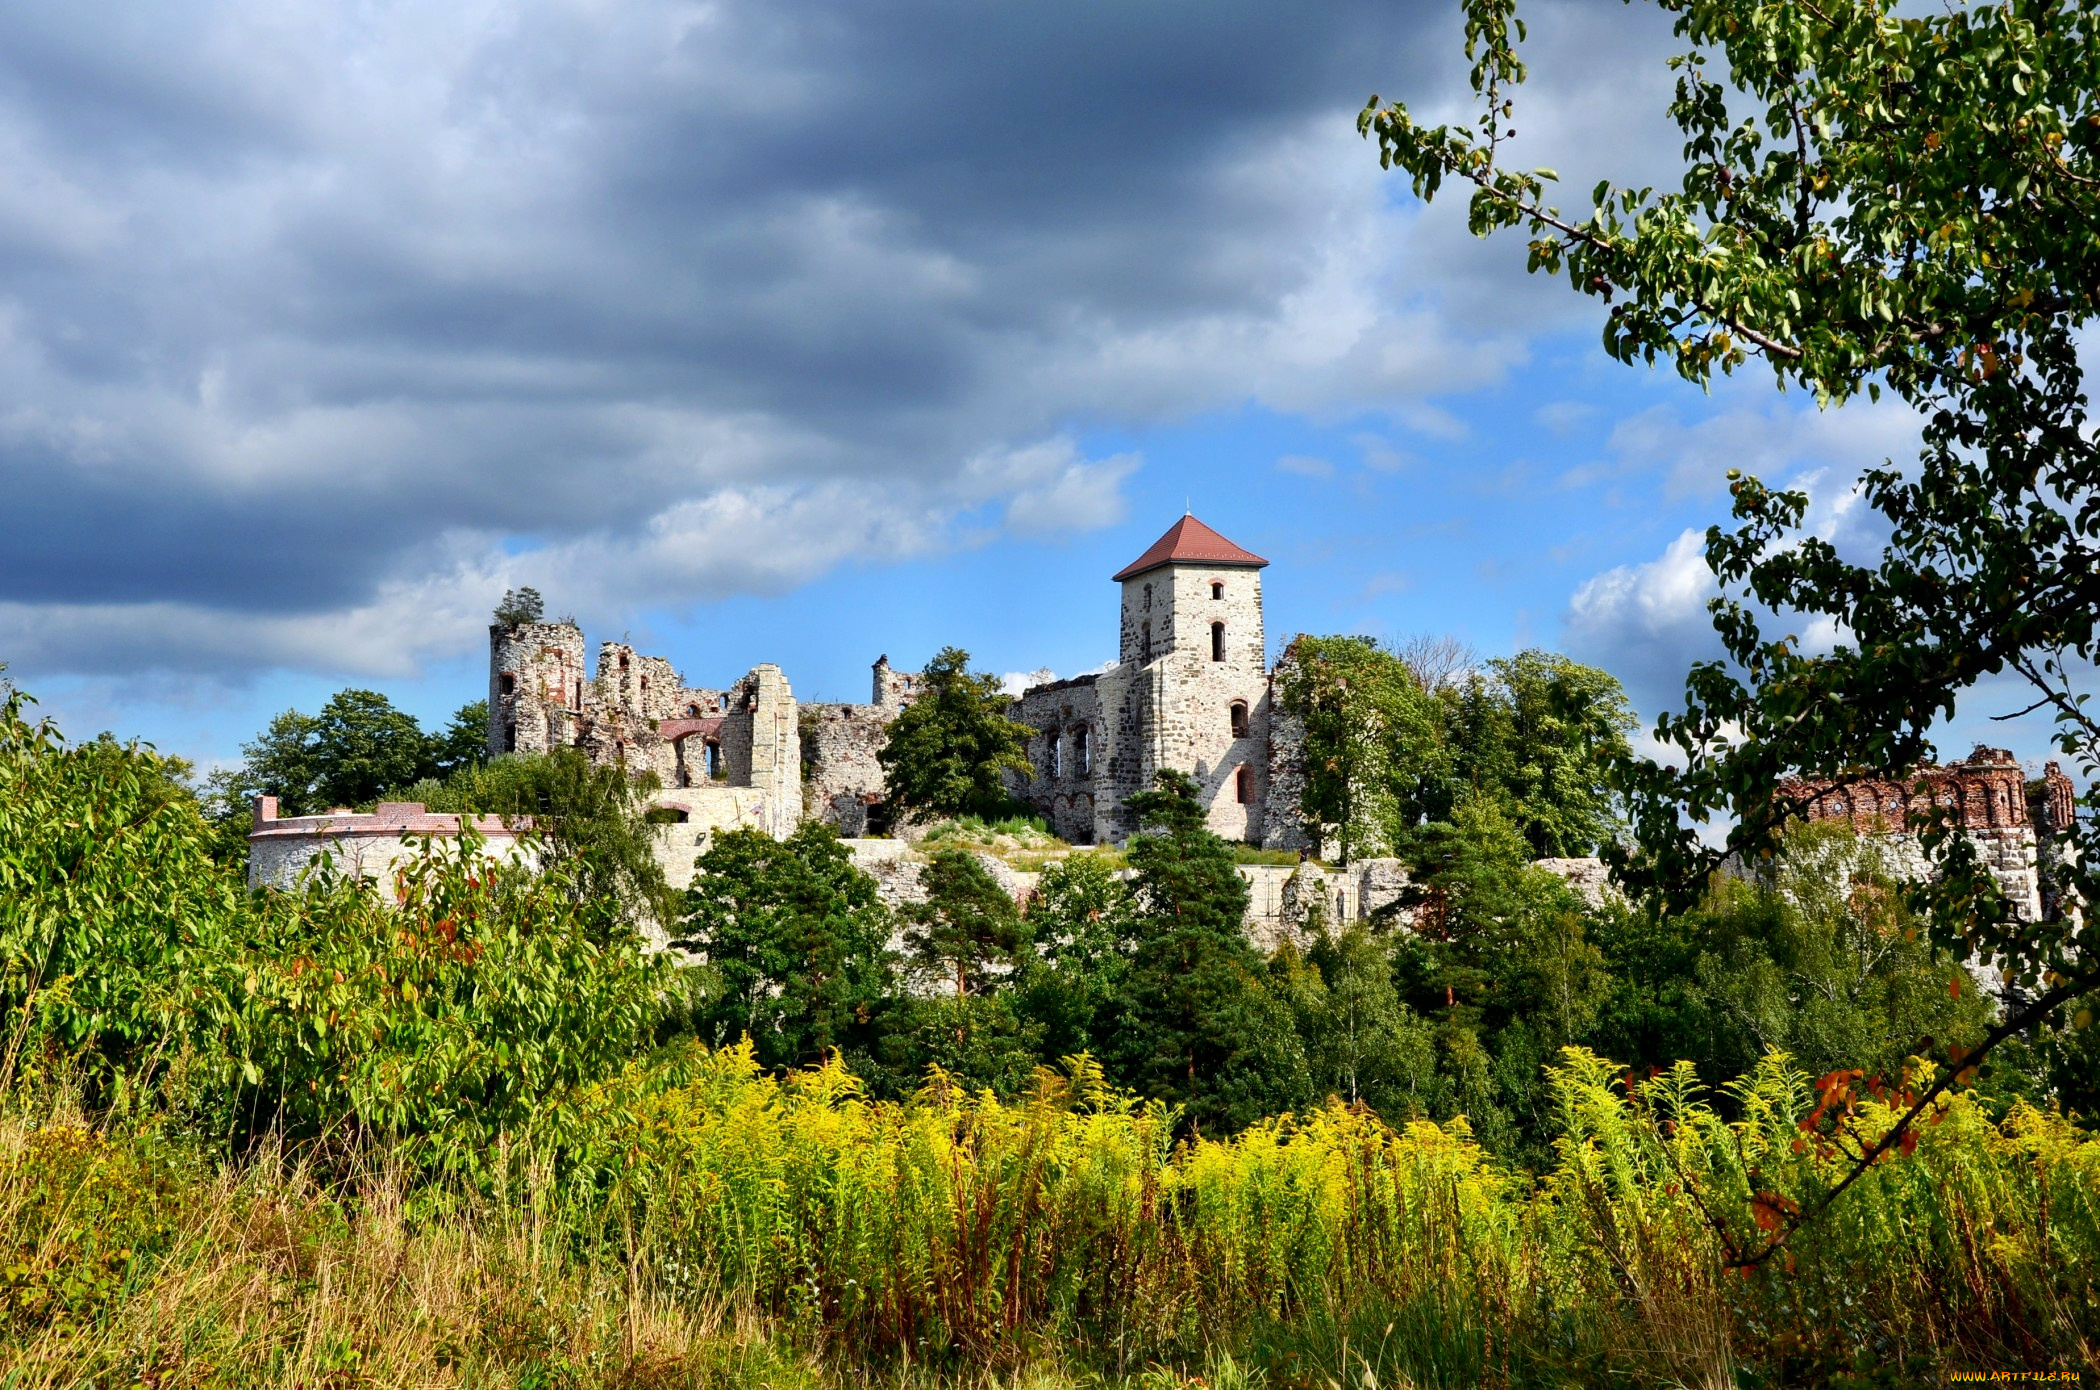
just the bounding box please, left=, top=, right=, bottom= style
left=486, top=618, right=803, bottom=841
left=1009, top=674, right=1105, bottom=842
left=802, top=701, right=895, bottom=835
left=488, top=620, right=586, bottom=757
left=1778, top=745, right=2068, bottom=921
left=248, top=797, right=533, bottom=892
left=1260, top=643, right=1314, bottom=853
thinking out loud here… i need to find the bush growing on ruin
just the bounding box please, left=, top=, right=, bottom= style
left=875, top=646, right=1035, bottom=824
left=403, top=746, right=674, bottom=933
left=491, top=585, right=544, bottom=628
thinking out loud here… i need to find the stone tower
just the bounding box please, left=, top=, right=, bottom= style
left=488, top=619, right=587, bottom=757
left=1093, top=515, right=1271, bottom=842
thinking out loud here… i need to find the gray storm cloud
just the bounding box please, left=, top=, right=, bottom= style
left=0, top=0, right=1685, bottom=680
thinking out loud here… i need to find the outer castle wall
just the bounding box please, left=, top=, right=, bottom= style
left=1776, top=747, right=2080, bottom=922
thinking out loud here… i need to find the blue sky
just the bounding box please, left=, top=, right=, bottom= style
left=0, top=0, right=2073, bottom=778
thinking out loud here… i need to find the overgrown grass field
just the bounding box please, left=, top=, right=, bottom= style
left=4, top=1045, right=2094, bottom=1387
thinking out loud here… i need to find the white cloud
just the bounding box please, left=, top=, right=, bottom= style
left=1277, top=454, right=1334, bottom=478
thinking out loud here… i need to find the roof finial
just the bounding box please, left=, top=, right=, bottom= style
left=1185, top=497, right=1191, bottom=516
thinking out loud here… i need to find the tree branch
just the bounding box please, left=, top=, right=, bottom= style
left=1446, top=161, right=1807, bottom=362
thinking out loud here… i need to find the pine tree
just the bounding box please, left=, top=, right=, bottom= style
left=1113, top=771, right=1307, bottom=1131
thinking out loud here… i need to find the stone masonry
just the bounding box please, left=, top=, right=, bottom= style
left=256, top=514, right=1620, bottom=940
left=488, top=619, right=801, bottom=845
left=1778, top=746, right=2079, bottom=922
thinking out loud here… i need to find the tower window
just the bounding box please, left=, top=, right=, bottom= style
left=1142, top=621, right=1153, bottom=663
left=619, top=652, right=629, bottom=670
left=705, top=740, right=724, bottom=779
left=1235, top=765, right=1253, bottom=803
left=1230, top=701, right=1249, bottom=738
left=1211, top=581, right=1224, bottom=600
left=1211, top=622, right=1225, bottom=662
left=499, top=672, right=515, bottom=696
left=503, top=722, right=517, bottom=753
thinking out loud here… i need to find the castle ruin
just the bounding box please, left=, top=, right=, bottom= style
left=1777, top=747, right=2078, bottom=921
left=484, top=514, right=1314, bottom=857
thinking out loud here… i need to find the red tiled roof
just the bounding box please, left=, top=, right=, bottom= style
left=1111, top=515, right=1268, bottom=582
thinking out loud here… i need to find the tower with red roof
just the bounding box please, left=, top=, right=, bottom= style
left=1008, top=513, right=1279, bottom=845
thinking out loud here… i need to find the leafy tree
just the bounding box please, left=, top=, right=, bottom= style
left=0, top=691, right=243, bottom=1099
left=402, top=747, right=671, bottom=930
left=878, top=994, right=1048, bottom=1100
left=493, top=586, right=544, bottom=628
left=305, top=690, right=435, bottom=808
left=674, top=823, right=893, bottom=1072
left=211, top=708, right=323, bottom=817
left=218, top=690, right=435, bottom=816
left=1013, top=852, right=1134, bottom=1063
left=875, top=647, right=1034, bottom=824
left=1457, top=653, right=1634, bottom=858
left=901, top=848, right=1032, bottom=997
left=1113, top=771, right=1308, bottom=1130
left=1364, top=0, right=2100, bottom=1245
left=1276, top=921, right=1439, bottom=1119
left=429, top=700, right=490, bottom=778
left=1392, top=794, right=1606, bottom=1158
left=1277, top=636, right=1445, bottom=863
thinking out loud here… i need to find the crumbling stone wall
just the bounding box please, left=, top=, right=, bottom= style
left=1010, top=675, right=1104, bottom=843
left=802, top=701, right=894, bottom=834
left=488, top=620, right=587, bottom=757
left=487, top=618, right=802, bottom=839
left=798, top=656, right=925, bottom=833
left=1777, top=746, right=2076, bottom=922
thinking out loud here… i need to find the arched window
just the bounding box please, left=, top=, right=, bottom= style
left=619, top=652, right=630, bottom=670
left=1142, top=621, right=1153, bottom=663
left=1143, top=583, right=1153, bottom=611
left=1235, top=765, right=1253, bottom=803
left=1211, top=622, right=1225, bottom=662
left=1049, top=732, right=1063, bottom=778
left=686, top=703, right=700, bottom=717
left=705, top=740, right=723, bottom=780
left=718, top=693, right=730, bottom=711
left=1211, top=581, right=1224, bottom=600
left=1229, top=701, right=1249, bottom=738
left=1075, top=725, right=1091, bottom=775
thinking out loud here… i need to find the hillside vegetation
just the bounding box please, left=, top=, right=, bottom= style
left=4, top=683, right=2097, bottom=1384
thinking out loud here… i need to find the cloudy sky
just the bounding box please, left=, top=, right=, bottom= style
left=0, top=0, right=2064, bottom=772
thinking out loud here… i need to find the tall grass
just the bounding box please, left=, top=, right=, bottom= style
left=4, top=1045, right=2095, bottom=1386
